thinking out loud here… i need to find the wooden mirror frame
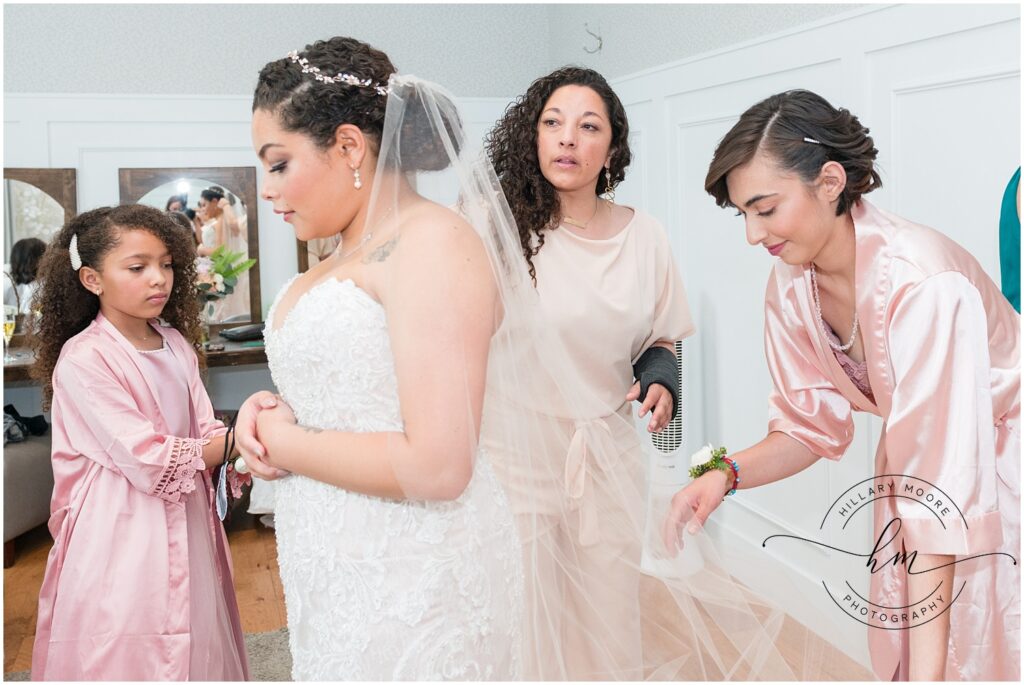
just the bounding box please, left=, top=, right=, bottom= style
left=118, top=166, right=262, bottom=334
left=4, top=168, right=77, bottom=343
left=3, top=168, right=77, bottom=222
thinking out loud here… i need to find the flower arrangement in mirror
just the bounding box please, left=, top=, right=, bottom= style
left=195, top=246, right=256, bottom=334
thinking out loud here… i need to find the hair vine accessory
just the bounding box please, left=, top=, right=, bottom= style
left=69, top=234, right=83, bottom=271
left=286, top=50, right=390, bottom=96
left=803, top=136, right=821, bottom=145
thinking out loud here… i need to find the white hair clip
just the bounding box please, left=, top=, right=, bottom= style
left=803, top=136, right=821, bottom=145
left=287, top=50, right=390, bottom=96
left=69, top=233, right=83, bottom=271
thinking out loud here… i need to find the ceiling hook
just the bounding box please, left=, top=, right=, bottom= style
left=583, top=23, right=603, bottom=55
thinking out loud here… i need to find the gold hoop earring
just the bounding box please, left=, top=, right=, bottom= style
left=602, top=167, right=615, bottom=203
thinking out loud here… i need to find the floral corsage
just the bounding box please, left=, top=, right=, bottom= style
left=688, top=444, right=740, bottom=497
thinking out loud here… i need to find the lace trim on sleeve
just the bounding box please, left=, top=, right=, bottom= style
left=153, top=437, right=209, bottom=502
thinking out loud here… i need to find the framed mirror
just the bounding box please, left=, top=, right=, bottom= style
left=4, top=168, right=77, bottom=334
left=119, top=167, right=261, bottom=332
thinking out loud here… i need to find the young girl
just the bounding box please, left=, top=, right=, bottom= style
left=29, top=205, right=250, bottom=680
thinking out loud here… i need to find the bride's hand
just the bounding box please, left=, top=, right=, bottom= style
left=661, top=469, right=730, bottom=555
left=255, top=401, right=298, bottom=469
left=236, top=391, right=290, bottom=480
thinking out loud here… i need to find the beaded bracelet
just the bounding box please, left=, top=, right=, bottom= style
left=688, top=446, right=740, bottom=499
left=721, top=456, right=740, bottom=497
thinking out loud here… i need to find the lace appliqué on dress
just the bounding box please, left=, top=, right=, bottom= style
left=825, top=326, right=875, bottom=403
left=264, top=276, right=524, bottom=681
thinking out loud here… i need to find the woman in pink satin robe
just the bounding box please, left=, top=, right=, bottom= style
left=29, top=205, right=249, bottom=680
left=667, top=90, right=1019, bottom=681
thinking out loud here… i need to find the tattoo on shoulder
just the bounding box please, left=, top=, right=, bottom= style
left=362, top=235, right=399, bottom=264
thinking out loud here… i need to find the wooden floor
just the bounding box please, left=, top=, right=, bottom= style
left=5, top=513, right=871, bottom=680
left=3, top=511, right=286, bottom=675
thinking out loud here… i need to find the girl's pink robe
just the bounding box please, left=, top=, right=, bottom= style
left=763, top=200, right=1019, bottom=681
left=31, top=313, right=249, bottom=681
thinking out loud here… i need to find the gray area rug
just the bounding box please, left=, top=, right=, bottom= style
left=4, top=627, right=292, bottom=681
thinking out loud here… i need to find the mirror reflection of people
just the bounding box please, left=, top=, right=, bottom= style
left=196, top=186, right=250, bottom=322
left=4, top=237, right=46, bottom=314
left=165, top=194, right=187, bottom=213
left=167, top=210, right=200, bottom=248
left=196, top=187, right=232, bottom=257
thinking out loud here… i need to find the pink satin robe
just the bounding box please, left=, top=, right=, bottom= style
left=31, top=313, right=250, bottom=681
left=763, top=200, right=1020, bottom=680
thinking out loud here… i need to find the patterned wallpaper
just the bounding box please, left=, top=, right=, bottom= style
left=5, top=4, right=858, bottom=98
left=3, top=3, right=552, bottom=98
left=547, top=3, right=863, bottom=80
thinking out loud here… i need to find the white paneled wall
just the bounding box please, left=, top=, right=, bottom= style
left=3, top=3, right=1019, bottom=667
left=612, top=3, right=1019, bottom=665
left=3, top=94, right=510, bottom=410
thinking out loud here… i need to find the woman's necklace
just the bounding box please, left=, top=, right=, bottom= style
left=562, top=199, right=604, bottom=229
left=335, top=205, right=396, bottom=260
left=124, top=324, right=162, bottom=351
left=810, top=262, right=859, bottom=352
left=338, top=230, right=374, bottom=260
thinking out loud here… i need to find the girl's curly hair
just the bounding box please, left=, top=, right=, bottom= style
left=485, top=66, right=632, bottom=283
left=31, top=205, right=203, bottom=408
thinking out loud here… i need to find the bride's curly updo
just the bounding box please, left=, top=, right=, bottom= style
left=253, top=36, right=455, bottom=172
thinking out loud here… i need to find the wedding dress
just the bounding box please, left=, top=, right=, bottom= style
left=264, top=275, right=523, bottom=680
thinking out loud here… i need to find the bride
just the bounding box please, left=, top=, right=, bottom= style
left=235, top=37, right=523, bottom=680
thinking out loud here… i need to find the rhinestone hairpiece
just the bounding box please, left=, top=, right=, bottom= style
left=69, top=233, right=83, bottom=271
left=803, top=136, right=821, bottom=145
left=287, top=50, right=390, bottom=96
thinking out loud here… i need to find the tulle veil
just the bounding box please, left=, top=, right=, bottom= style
left=358, top=73, right=848, bottom=680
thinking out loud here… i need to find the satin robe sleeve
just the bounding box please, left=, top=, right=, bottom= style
left=884, top=270, right=1004, bottom=555
left=763, top=269, right=855, bottom=459
left=636, top=219, right=696, bottom=357
left=54, top=345, right=210, bottom=503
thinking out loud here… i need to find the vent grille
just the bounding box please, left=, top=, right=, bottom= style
left=650, top=339, right=684, bottom=453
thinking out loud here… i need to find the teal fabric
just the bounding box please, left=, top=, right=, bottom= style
left=999, top=167, right=1020, bottom=312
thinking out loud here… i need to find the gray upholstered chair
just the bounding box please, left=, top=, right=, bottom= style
left=4, top=435, right=54, bottom=566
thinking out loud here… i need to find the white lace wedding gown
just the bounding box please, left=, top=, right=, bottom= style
left=264, top=276, right=524, bottom=681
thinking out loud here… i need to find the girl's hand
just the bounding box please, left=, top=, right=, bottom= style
left=661, top=469, right=730, bottom=555
left=626, top=381, right=674, bottom=432
left=236, top=391, right=289, bottom=480
left=217, top=198, right=230, bottom=210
